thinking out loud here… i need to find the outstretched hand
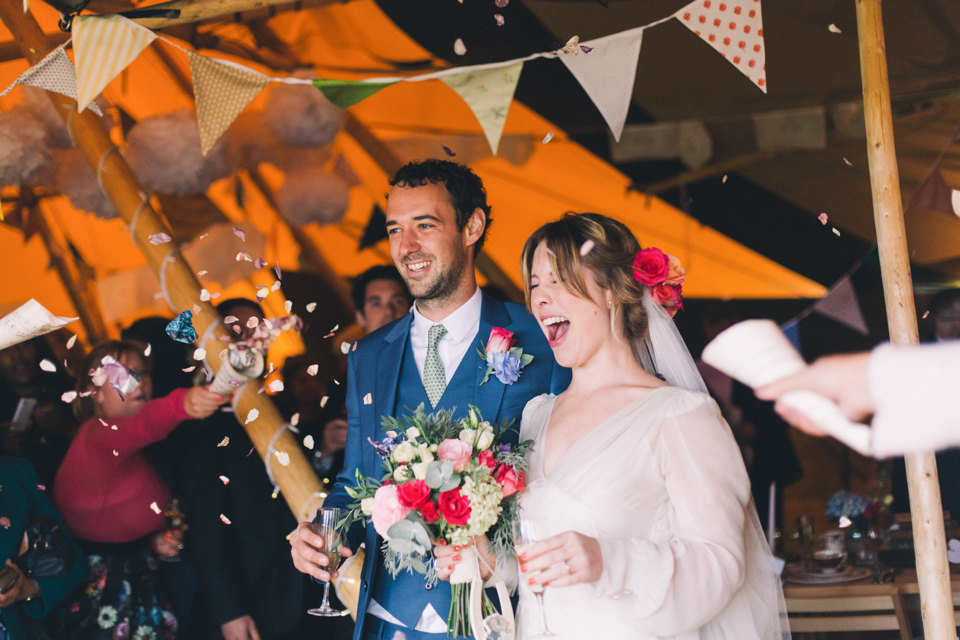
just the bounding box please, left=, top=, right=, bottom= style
left=519, top=531, right=602, bottom=588
left=434, top=536, right=496, bottom=582
left=290, top=521, right=353, bottom=582
left=183, top=386, right=225, bottom=419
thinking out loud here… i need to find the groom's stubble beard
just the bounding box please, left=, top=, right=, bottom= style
left=403, top=240, right=471, bottom=309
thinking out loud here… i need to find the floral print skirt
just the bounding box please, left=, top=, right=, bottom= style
left=63, top=543, right=177, bottom=640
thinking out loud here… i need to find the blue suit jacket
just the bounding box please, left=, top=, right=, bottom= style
left=324, top=292, right=569, bottom=639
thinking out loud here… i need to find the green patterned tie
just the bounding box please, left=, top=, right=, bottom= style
left=424, top=324, right=448, bottom=408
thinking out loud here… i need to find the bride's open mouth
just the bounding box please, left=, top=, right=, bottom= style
left=542, top=315, right=570, bottom=347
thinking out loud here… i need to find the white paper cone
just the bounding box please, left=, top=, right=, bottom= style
left=701, top=319, right=806, bottom=389
left=449, top=546, right=480, bottom=585
left=208, top=349, right=264, bottom=395
left=0, top=299, right=77, bottom=351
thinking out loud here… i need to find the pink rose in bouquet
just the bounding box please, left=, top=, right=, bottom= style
left=632, top=248, right=670, bottom=286
left=495, top=465, right=526, bottom=498
left=437, top=438, right=472, bottom=471
left=664, top=254, right=686, bottom=286
left=397, top=480, right=432, bottom=510
left=485, top=327, right=516, bottom=354
left=650, top=284, right=684, bottom=317
left=477, top=449, right=496, bottom=469
left=371, top=484, right=407, bottom=539
left=437, top=488, right=472, bottom=525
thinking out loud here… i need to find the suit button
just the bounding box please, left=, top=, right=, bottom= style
left=362, top=581, right=368, bottom=590
left=425, top=582, right=434, bottom=591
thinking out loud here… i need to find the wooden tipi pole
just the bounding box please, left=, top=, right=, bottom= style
left=856, top=2, right=955, bottom=638
left=0, top=3, right=325, bottom=523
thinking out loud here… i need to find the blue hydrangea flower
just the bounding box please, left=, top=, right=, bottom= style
left=490, top=352, right=523, bottom=385
left=826, top=490, right=869, bottom=518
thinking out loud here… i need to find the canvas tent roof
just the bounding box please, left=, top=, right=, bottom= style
left=0, top=0, right=828, bottom=347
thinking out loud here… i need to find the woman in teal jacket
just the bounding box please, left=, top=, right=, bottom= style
left=0, top=456, right=86, bottom=638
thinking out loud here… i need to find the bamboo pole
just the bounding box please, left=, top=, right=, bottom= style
left=341, top=112, right=526, bottom=303
left=856, top=2, right=955, bottom=638
left=132, top=0, right=339, bottom=30
left=0, top=2, right=325, bottom=523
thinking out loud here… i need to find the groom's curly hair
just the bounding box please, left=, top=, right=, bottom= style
left=389, top=160, right=492, bottom=256
left=521, top=213, right=650, bottom=364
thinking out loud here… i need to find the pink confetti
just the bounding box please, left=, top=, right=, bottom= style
left=233, top=227, right=246, bottom=241
left=579, top=45, right=593, bottom=54
left=495, top=0, right=508, bottom=6
left=818, top=213, right=828, bottom=225
left=254, top=258, right=267, bottom=269
left=454, top=38, right=467, bottom=55
left=61, top=391, right=77, bottom=403
left=36, top=485, right=45, bottom=491
left=579, top=239, right=595, bottom=256
left=307, top=364, right=319, bottom=376
left=306, top=302, right=317, bottom=312
left=274, top=264, right=282, bottom=280
left=148, top=233, right=172, bottom=245
left=220, top=514, right=232, bottom=525
left=494, top=14, right=504, bottom=26
left=542, top=132, right=554, bottom=145
left=219, top=475, right=230, bottom=485
left=224, top=315, right=239, bottom=324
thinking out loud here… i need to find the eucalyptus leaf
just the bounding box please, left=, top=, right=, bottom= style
left=521, top=353, right=534, bottom=366
left=425, top=460, right=453, bottom=489
left=439, top=474, right=462, bottom=492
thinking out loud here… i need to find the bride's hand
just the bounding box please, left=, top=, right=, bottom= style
left=434, top=536, right=496, bottom=581
left=519, top=531, right=602, bottom=588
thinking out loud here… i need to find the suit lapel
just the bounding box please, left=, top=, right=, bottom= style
left=472, top=294, right=512, bottom=424
left=366, top=315, right=411, bottom=473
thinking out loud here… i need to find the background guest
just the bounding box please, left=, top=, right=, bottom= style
left=351, top=265, right=412, bottom=335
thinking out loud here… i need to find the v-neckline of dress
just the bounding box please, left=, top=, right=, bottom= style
left=538, top=386, right=672, bottom=478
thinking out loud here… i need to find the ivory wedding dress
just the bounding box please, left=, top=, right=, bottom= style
left=516, top=387, right=789, bottom=640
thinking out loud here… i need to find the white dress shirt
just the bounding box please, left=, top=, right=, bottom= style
left=409, top=286, right=483, bottom=386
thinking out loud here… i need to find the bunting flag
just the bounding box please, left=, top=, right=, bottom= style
left=675, top=0, right=767, bottom=93
left=441, top=61, right=523, bottom=155
left=312, top=79, right=396, bottom=109
left=812, top=277, right=869, bottom=335
left=912, top=168, right=958, bottom=217
left=188, top=52, right=271, bottom=155
left=558, top=27, right=645, bottom=142
left=73, top=15, right=156, bottom=112
left=0, top=45, right=102, bottom=116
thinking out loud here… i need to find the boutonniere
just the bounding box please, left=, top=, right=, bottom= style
left=478, top=327, right=534, bottom=386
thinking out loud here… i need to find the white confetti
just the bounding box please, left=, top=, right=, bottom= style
left=832, top=227, right=841, bottom=236
left=275, top=450, right=290, bottom=466
left=320, top=396, right=329, bottom=408
left=220, top=514, right=232, bottom=525
left=843, top=157, right=853, bottom=166
left=256, top=287, right=269, bottom=301
left=113, top=450, right=119, bottom=456
left=182, top=366, right=196, bottom=372
left=722, top=174, right=728, bottom=183
left=193, top=304, right=202, bottom=314
left=236, top=252, right=252, bottom=262
left=39, top=359, right=56, bottom=372
left=67, top=334, right=78, bottom=349
left=194, top=348, right=206, bottom=360
left=291, top=412, right=300, bottom=426
left=562, top=35, right=580, bottom=55
left=254, top=258, right=267, bottom=269
left=341, top=341, right=352, bottom=355
left=148, top=233, right=172, bottom=245
left=111, top=425, right=118, bottom=430
left=579, top=240, right=595, bottom=256
left=233, top=227, right=246, bottom=241
left=246, top=317, right=259, bottom=329
left=61, top=391, right=77, bottom=403
left=304, top=435, right=315, bottom=450
left=150, top=502, right=161, bottom=514
left=245, top=409, right=259, bottom=424
left=218, top=437, right=229, bottom=447
left=144, top=343, right=152, bottom=357
left=219, top=475, right=230, bottom=485
left=454, top=38, right=467, bottom=55
left=200, top=289, right=211, bottom=302
left=224, top=315, right=239, bottom=324
left=267, top=380, right=284, bottom=393
left=271, top=281, right=282, bottom=292
left=284, top=300, right=293, bottom=314
left=363, top=393, right=372, bottom=405
left=196, top=270, right=208, bottom=278
left=307, top=364, right=319, bottom=376
left=828, top=23, right=842, bottom=33
left=923, top=310, right=931, bottom=319
left=541, top=132, right=554, bottom=144
left=306, top=302, right=317, bottom=313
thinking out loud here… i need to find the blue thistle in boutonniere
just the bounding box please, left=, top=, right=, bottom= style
left=478, top=327, right=534, bottom=385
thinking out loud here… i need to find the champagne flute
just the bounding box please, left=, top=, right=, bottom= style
left=307, top=507, right=345, bottom=617
left=515, top=519, right=555, bottom=638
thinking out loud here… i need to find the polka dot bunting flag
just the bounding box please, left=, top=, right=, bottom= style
left=676, top=0, right=767, bottom=93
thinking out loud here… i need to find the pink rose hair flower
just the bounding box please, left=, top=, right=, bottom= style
left=664, top=254, right=686, bottom=286
left=650, top=284, right=684, bottom=317
left=632, top=248, right=670, bottom=286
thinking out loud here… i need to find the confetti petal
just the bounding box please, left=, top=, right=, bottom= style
left=200, top=289, right=211, bottom=302
left=220, top=514, right=232, bottom=524
left=832, top=228, right=841, bottom=236
left=256, top=287, right=269, bottom=302
left=442, top=145, right=456, bottom=157
left=819, top=213, right=829, bottom=225
left=224, top=315, right=239, bottom=324
left=341, top=341, right=352, bottom=354
left=454, top=38, right=467, bottom=55
left=39, top=359, right=56, bottom=372
left=233, top=227, right=246, bottom=241
left=291, top=412, right=300, bottom=426
left=196, top=270, right=208, bottom=278
left=61, top=391, right=77, bottom=403
left=579, top=45, right=593, bottom=54
left=246, top=317, right=259, bottom=329
left=254, top=258, right=267, bottom=269
left=148, top=233, right=172, bottom=245
left=828, top=23, right=842, bottom=33
left=113, top=450, right=119, bottom=456
left=722, top=174, right=728, bottom=183
left=275, top=451, right=290, bottom=466
left=843, top=158, right=853, bottom=166
left=284, top=300, right=293, bottom=314
left=303, top=435, right=315, bottom=449
left=494, top=14, right=504, bottom=26
left=144, top=343, right=152, bottom=357
left=271, top=281, right=281, bottom=292
left=320, top=396, right=329, bottom=408
left=193, top=304, right=202, bottom=315
left=495, top=0, right=508, bottom=6
left=274, top=264, right=282, bottom=280
left=149, top=501, right=163, bottom=514
left=182, top=366, right=196, bottom=372
left=245, top=409, right=259, bottom=424
left=67, top=334, right=78, bottom=349
left=268, top=380, right=284, bottom=393
left=306, top=302, right=317, bottom=313
left=218, top=437, right=229, bottom=447
left=363, top=393, right=372, bottom=405
left=194, top=348, right=206, bottom=361
left=307, top=364, right=319, bottom=376
left=923, top=310, right=931, bottom=319
left=541, top=132, right=554, bottom=144
left=562, top=36, right=580, bottom=55
left=579, top=239, right=595, bottom=256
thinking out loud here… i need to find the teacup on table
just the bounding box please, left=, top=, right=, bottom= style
left=811, top=550, right=847, bottom=573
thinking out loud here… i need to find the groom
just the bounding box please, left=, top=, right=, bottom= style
left=291, top=159, right=569, bottom=640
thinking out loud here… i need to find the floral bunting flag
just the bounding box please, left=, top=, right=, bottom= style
left=188, top=52, right=270, bottom=155
left=73, top=15, right=156, bottom=112
left=812, top=277, right=868, bottom=335
left=311, top=78, right=396, bottom=109
left=558, top=26, right=644, bottom=142
left=912, top=169, right=957, bottom=217
left=675, top=0, right=767, bottom=93
left=0, top=45, right=102, bottom=116
left=441, top=61, right=523, bottom=155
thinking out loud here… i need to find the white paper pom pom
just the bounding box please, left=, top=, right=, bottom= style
left=0, top=106, right=51, bottom=187
left=263, top=78, right=341, bottom=149
left=275, top=168, right=349, bottom=227
left=55, top=149, right=120, bottom=219
left=126, top=110, right=231, bottom=194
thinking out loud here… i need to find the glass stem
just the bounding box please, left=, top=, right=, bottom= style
left=536, top=593, right=550, bottom=635
left=322, top=581, right=332, bottom=608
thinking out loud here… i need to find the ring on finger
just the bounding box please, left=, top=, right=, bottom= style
left=558, top=561, right=571, bottom=574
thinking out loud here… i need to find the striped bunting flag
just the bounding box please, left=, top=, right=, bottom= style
left=188, top=52, right=270, bottom=155
left=73, top=15, right=156, bottom=112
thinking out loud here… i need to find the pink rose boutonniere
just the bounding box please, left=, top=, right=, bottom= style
left=478, top=327, right=534, bottom=386
left=633, top=247, right=686, bottom=317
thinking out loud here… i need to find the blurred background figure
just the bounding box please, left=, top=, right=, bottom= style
left=0, top=336, right=78, bottom=491
left=925, top=287, right=960, bottom=342
left=351, top=265, right=411, bottom=335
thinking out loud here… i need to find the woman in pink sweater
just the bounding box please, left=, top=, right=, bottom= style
left=54, top=340, right=222, bottom=640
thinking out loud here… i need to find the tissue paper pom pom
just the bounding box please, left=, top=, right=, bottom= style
left=0, top=106, right=51, bottom=187
left=263, top=80, right=341, bottom=149
left=225, top=113, right=332, bottom=174
left=56, top=149, right=120, bottom=219
left=126, top=110, right=230, bottom=194
left=275, top=168, right=349, bottom=227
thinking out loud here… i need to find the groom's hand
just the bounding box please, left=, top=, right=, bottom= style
left=519, top=531, right=602, bottom=588
left=290, top=521, right=353, bottom=581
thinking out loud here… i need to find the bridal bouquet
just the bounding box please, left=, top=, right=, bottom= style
left=341, top=404, right=531, bottom=637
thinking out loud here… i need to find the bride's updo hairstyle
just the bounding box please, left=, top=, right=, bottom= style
left=521, top=212, right=649, bottom=362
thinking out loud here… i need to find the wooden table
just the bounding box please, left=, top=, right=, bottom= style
left=783, top=569, right=960, bottom=638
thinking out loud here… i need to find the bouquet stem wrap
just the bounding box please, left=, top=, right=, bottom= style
left=208, top=349, right=265, bottom=395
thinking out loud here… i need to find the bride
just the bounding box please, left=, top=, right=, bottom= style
left=436, top=213, right=788, bottom=640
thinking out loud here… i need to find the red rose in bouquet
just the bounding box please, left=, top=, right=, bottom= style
left=420, top=500, right=440, bottom=523
left=632, top=248, right=671, bottom=286
left=397, top=480, right=432, bottom=510
left=495, top=465, right=526, bottom=498
left=478, top=450, right=496, bottom=469
left=437, top=488, right=472, bottom=525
